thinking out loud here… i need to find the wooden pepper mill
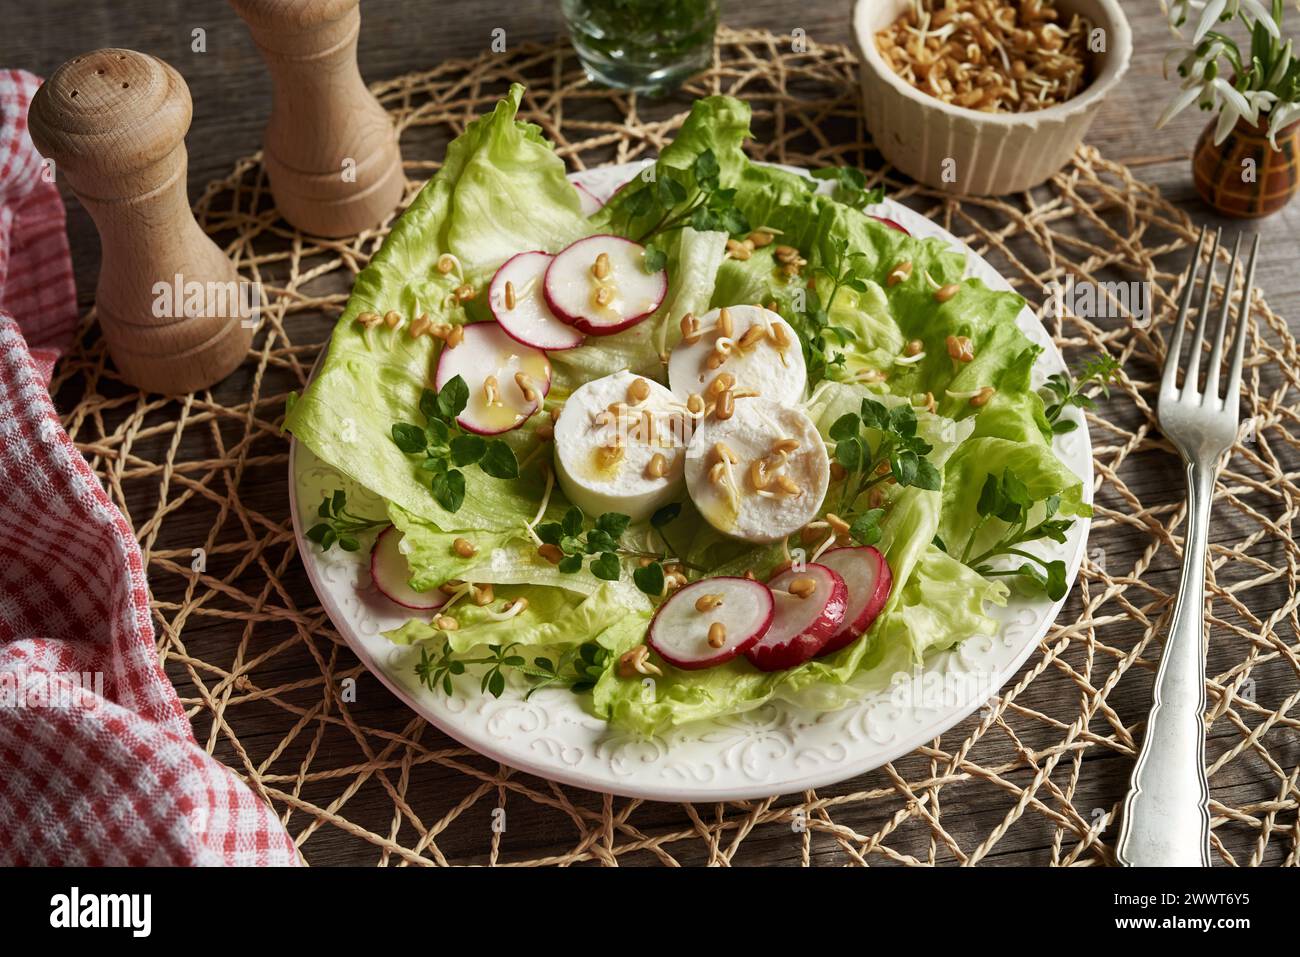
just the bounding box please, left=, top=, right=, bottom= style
left=28, top=49, right=253, bottom=395
left=228, top=0, right=405, bottom=237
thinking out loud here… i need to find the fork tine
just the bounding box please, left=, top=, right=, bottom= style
left=1162, top=226, right=1210, bottom=397
left=1203, top=233, right=1243, bottom=403
left=1223, top=233, right=1261, bottom=407
left=1181, top=227, right=1222, bottom=396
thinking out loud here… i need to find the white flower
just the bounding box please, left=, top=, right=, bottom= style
left=1213, top=78, right=1257, bottom=123
left=1192, top=0, right=1228, bottom=43
left=1268, top=102, right=1300, bottom=148
left=1157, top=82, right=1206, bottom=129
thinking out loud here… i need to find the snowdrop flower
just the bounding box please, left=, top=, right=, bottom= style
left=1270, top=102, right=1300, bottom=148
left=1159, top=0, right=1297, bottom=145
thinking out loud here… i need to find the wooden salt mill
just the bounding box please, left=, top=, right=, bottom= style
left=28, top=49, right=252, bottom=395
left=228, top=0, right=405, bottom=237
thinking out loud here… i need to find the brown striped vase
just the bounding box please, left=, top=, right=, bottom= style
left=1193, top=115, right=1299, bottom=218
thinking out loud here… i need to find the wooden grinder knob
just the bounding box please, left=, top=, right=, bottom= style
left=27, top=49, right=252, bottom=395
left=229, top=0, right=405, bottom=237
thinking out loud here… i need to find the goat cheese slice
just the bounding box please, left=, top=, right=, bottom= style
left=684, top=398, right=829, bottom=544
left=667, top=304, right=806, bottom=406
left=553, top=370, right=687, bottom=523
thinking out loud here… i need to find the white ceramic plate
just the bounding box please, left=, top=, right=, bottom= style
left=289, top=162, right=1092, bottom=801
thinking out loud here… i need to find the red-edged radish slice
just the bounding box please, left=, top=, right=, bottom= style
left=647, top=577, right=774, bottom=670
left=869, top=214, right=909, bottom=235
left=489, top=252, right=584, bottom=351
left=435, top=322, right=551, bottom=435
left=574, top=182, right=603, bottom=216
left=370, top=527, right=447, bottom=611
left=745, top=563, right=847, bottom=672
left=814, top=546, right=892, bottom=657
left=544, top=235, right=667, bottom=336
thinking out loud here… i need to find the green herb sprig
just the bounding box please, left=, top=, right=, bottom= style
left=960, top=468, right=1075, bottom=600
left=391, top=374, right=520, bottom=512
left=618, top=149, right=750, bottom=270
left=306, top=490, right=387, bottom=552
left=811, top=166, right=885, bottom=211
left=536, top=505, right=695, bottom=598
left=830, top=397, right=942, bottom=507
left=415, top=639, right=610, bottom=699
left=788, top=237, right=873, bottom=383
left=1041, top=353, right=1120, bottom=434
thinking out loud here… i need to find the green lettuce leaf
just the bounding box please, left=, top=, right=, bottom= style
left=285, top=83, right=588, bottom=531
left=385, top=581, right=650, bottom=656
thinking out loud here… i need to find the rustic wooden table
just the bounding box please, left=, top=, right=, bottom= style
left=4, top=1, right=1297, bottom=866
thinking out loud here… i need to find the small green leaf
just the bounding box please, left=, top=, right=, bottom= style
left=557, top=554, right=583, bottom=574
left=562, top=507, right=585, bottom=538
left=479, top=440, right=519, bottom=479
left=977, top=473, right=1002, bottom=518
left=432, top=469, right=466, bottom=512
left=338, top=535, right=360, bottom=552
left=436, top=374, right=470, bottom=420
left=306, top=522, right=330, bottom=544
left=331, top=489, right=346, bottom=515
left=418, top=388, right=440, bottom=422
left=391, top=422, right=428, bottom=454
left=585, top=529, right=618, bottom=554
left=643, top=245, right=667, bottom=273
left=449, top=433, right=486, bottom=466
left=590, top=552, right=622, bottom=581
left=890, top=450, right=918, bottom=487
left=596, top=512, right=631, bottom=539
left=829, top=412, right=861, bottom=443
left=535, top=522, right=563, bottom=546
left=633, top=561, right=665, bottom=597
left=693, top=148, right=720, bottom=186
left=912, top=457, right=942, bottom=491
left=426, top=417, right=451, bottom=446
left=835, top=435, right=863, bottom=471
left=849, top=509, right=884, bottom=546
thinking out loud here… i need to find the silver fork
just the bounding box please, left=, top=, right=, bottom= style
left=1115, top=226, right=1260, bottom=867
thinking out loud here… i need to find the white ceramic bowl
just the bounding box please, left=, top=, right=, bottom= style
left=852, top=0, right=1132, bottom=195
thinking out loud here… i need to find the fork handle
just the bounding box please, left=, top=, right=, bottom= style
left=1116, top=459, right=1213, bottom=867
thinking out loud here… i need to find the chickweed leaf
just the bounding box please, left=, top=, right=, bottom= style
left=633, top=561, right=665, bottom=596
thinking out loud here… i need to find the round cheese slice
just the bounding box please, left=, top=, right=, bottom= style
left=684, top=398, right=829, bottom=544
left=668, top=304, right=806, bottom=406
left=553, top=370, right=687, bottom=523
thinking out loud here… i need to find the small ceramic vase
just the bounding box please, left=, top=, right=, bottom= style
left=1193, top=115, right=1299, bottom=218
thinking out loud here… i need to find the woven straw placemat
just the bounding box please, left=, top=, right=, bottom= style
left=51, top=27, right=1299, bottom=866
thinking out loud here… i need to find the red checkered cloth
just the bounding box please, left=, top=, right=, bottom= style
left=0, top=69, right=300, bottom=866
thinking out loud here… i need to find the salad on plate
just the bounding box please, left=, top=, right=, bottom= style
left=285, top=84, right=1092, bottom=735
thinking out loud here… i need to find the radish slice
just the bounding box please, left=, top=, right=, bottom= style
left=370, top=527, right=447, bottom=611
left=647, top=577, right=774, bottom=670
left=814, top=546, right=892, bottom=657
left=544, top=235, right=667, bottom=336
left=489, top=252, right=584, bottom=351
left=435, top=322, right=551, bottom=435
left=869, top=214, right=909, bottom=235
left=574, top=182, right=603, bottom=216
left=745, top=563, right=847, bottom=671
